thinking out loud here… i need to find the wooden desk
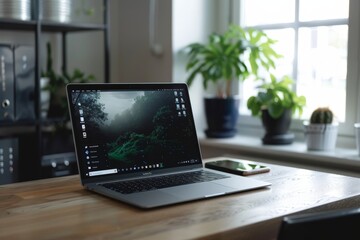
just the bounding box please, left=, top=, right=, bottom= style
left=1, top=157, right=360, bottom=240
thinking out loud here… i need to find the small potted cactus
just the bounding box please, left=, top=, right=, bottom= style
left=304, top=107, right=338, bottom=151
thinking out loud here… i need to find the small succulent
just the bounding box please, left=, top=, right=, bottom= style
left=310, top=107, right=334, bottom=124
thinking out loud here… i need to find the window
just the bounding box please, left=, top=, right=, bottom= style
left=235, top=0, right=359, bottom=138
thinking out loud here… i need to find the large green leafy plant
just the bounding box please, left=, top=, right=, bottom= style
left=185, top=25, right=281, bottom=98
left=247, top=74, right=306, bottom=119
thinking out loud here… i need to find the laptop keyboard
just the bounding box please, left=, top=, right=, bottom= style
left=100, top=170, right=230, bottom=194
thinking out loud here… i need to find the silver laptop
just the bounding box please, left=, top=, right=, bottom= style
left=66, top=83, right=270, bottom=208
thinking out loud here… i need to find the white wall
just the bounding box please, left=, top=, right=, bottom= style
left=0, top=1, right=169, bottom=87
left=172, top=0, right=225, bottom=131
left=107, top=0, right=172, bottom=83
left=68, top=0, right=223, bottom=86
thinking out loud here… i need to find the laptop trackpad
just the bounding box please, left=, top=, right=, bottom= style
left=163, top=182, right=234, bottom=199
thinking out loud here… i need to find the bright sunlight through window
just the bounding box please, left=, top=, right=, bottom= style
left=239, top=0, right=349, bottom=122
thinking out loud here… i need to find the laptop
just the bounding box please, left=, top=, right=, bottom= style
left=66, top=83, right=270, bottom=209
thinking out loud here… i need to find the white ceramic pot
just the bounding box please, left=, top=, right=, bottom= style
left=354, top=123, right=360, bottom=156
left=304, top=121, right=338, bottom=151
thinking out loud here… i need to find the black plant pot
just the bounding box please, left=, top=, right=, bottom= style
left=261, top=109, right=294, bottom=145
left=204, top=97, right=240, bottom=138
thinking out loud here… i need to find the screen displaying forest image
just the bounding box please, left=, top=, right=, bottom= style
left=72, top=89, right=200, bottom=170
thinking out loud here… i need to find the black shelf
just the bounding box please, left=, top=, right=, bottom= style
left=0, top=18, right=106, bottom=33
left=0, top=119, right=69, bottom=128
left=40, top=117, right=69, bottom=126
left=41, top=22, right=106, bottom=33
left=0, top=0, right=110, bottom=183
left=0, top=18, right=36, bottom=31
left=0, top=120, right=37, bottom=128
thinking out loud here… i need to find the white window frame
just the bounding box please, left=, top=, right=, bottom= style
left=230, top=0, right=360, bottom=147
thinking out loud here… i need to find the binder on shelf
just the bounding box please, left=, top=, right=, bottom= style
left=0, top=44, right=15, bottom=122
left=0, top=137, right=18, bottom=185
left=41, top=131, right=77, bottom=178
left=41, top=152, right=77, bottom=178
left=14, top=45, right=35, bottom=121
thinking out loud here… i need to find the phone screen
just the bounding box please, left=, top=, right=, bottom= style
left=215, top=160, right=266, bottom=170
left=205, top=159, right=270, bottom=175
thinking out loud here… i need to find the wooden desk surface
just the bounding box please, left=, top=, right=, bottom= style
left=1, top=157, right=360, bottom=240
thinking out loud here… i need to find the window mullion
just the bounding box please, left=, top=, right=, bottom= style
left=293, top=0, right=300, bottom=92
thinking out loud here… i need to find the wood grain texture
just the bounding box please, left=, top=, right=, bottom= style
left=1, top=157, right=360, bottom=240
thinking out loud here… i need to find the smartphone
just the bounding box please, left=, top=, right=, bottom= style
left=205, top=159, right=270, bottom=176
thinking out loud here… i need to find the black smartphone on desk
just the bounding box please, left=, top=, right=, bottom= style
left=205, top=159, right=270, bottom=176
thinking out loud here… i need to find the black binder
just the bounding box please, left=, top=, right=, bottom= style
left=0, top=44, right=15, bottom=122
left=14, top=45, right=35, bottom=120
left=0, top=138, right=18, bottom=185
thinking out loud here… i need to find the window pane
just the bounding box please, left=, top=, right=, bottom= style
left=297, top=26, right=348, bottom=121
left=241, top=0, right=295, bottom=26
left=239, top=29, right=295, bottom=116
left=299, top=0, right=349, bottom=21
left=265, top=29, right=294, bottom=77
left=239, top=0, right=349, bottom=124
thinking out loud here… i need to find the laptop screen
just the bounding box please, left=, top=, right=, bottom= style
left=67, top=83, right=202, bottom=180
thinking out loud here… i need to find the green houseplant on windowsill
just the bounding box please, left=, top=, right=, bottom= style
left=185, top=25, right=281, bottom=138
left=247, top=74, right=306, bottom=145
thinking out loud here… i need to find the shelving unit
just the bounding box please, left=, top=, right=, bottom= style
left=0, top=0, right=110, bottom=184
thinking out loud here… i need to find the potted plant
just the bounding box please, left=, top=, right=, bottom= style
left=41, top=42, right=95, bottom=152
left=247, top=75, right=306, bottom=144
left=304, top=107, right=338, bottom=151
left=185, top=25, right=281, bottom=138
left=42, top=42, right=95, bottom=122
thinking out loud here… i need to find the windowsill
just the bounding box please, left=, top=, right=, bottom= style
left=199, top=134, right=360, bottom=177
